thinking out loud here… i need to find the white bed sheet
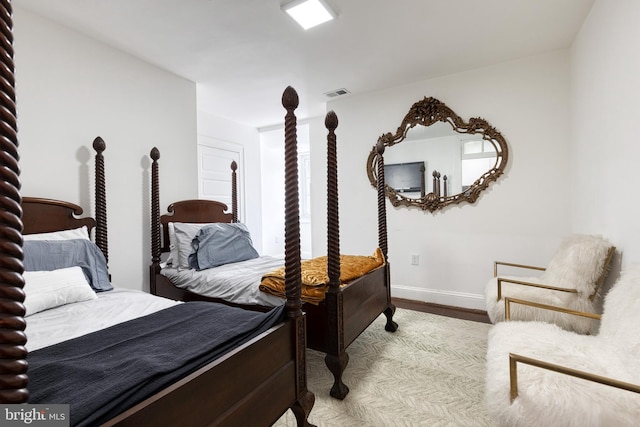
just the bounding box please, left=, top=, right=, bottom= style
left=161, top=255, right=285, bottom=307
left=25, top=288, right=181, bottom=351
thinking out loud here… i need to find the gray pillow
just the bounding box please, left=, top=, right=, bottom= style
left=188, top=223, right=259, bottom=270
left=23, top=239, right=112, bottom=291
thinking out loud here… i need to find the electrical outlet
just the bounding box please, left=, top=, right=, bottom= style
left=411, top=254, right=419, bottom=265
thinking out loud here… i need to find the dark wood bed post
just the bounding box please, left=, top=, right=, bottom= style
left=376, top=141, right=388, bottom=259
left=282, top=86, right=315, bottom=426
left=324, top=110, right=349, bottom=400
left=93, top=137, right=108, bottom=263
left=0, top=0, right=29, bottom=404
left=376, top=140, right=398, bottom=332
left=231, top=160, right=238, bottom=222
left=149, top=147, right=161, bottom=294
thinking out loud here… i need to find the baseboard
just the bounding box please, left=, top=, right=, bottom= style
left=391, top=297, right=491, bottom=323
left=391, top=284, right=487, bottom=311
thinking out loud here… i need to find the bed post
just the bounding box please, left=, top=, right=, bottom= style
left=93, top=137, right=108, bottom=264
left=324, top=110, right=350, bottom=400
left=281, top=86, right=315, bottom=426
left=376, top=140, right=388, bottom=258
left=231, top=160, right=238, bottom=223
left=376, top=140, right=398, bottom=332
left=0, top=0, right=29, bottom=404
left=149, top=147, right=161, bottom=294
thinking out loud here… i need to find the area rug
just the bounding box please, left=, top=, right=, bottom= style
left=274, top=308, right=496, bottom=426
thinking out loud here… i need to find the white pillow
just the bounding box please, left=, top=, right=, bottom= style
left=23, top=266, right=97, bottom=316
left=167, top=222, right=178, bottom=266
left=24, top=226, right=90, bottom=241
left=170, top=222, right=208, bottom=269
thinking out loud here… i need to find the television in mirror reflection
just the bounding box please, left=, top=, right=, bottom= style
left=384, top=161, right=425, bottom=194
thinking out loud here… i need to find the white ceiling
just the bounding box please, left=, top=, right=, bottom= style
left=16, top=0, right=594, bottom=129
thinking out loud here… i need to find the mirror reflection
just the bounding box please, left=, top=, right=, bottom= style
left=367, top=97, right=509, bottom=212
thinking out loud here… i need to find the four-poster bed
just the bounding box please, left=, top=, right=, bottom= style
left=0, top=8, right=314, bottom=421
left=150, top=87, right=398, bottom=399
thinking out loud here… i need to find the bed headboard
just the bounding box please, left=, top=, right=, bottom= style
left=21, top=137, right=109, bottom=262
left=149, top=147, right=238, bottom=260
left=22, top=198, right=96, bottom=235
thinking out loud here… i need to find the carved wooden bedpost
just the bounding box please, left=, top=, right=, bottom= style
left=93, top=137, right=108, bottom=264
left=326, top=111, right=340, bottom=292
left=231, top=160, right=238, bottom=223
left=282, top=87, right=302, bottom=318
left=281, top=86, right=315, bottom=426
left=376, top=140, right=398, bottom=333
left=0, top=0, right=29, bottom=404
left=149, top=147, right=161, bottom=294
left=376, top=140, right=388, bottom=259
left=443, top=175, right=448, bottom=197
left=420, top=163, right=426, bottom=197
left=323, top=110, right=349, bottom=400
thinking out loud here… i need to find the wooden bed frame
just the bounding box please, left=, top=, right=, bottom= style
left=150, top=87, right=398, bottom=399
left=0, top=9, right=314, bottom=424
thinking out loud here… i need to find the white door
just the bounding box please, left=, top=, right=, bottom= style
left=197, top=136, right=244, bottom=222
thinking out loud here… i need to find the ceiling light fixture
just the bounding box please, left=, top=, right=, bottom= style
left=281, top=0, right=336, bottom=30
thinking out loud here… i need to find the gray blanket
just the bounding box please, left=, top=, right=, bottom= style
left=28, top=301, right=285, bottom=426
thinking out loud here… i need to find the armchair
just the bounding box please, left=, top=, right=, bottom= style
left=485, top=264, right=640, bottom=426
left=484, top=234, right=614, bottom=334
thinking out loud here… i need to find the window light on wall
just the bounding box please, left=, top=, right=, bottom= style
left=281, top=0, right=337, bottom=30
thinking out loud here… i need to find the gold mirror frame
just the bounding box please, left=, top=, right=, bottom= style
left=367, top=97, right=509, bottom=212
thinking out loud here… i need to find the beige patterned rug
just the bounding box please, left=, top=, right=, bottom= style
left=274, top=308, right=496, bottom=426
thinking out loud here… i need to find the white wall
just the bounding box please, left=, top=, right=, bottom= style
left=320, top=51, right=572, bottom=309
left=14, top=6, right=198, bottom=291
left=260, top=123, right=312, bottom=259
left=570, top=0, right=640, bottom=280
left=197, top=110, right=263, bottom=250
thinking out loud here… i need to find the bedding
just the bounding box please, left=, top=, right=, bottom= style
left=188, top=222, right=259, bottom=270
left=23, top=226, right=90, bottom=241
left=28, top=301, right=286, bottom=427
left=24, top=288, right=180, bottom=351
left=23, top=266, right=97, bottom=316
left=260, top=247, right=386, bottom=304
left=161, top=255, right=285, bottom=307
left=169, top=222, right=205, bottom=268
left=23, top=239, right=112, bottom=291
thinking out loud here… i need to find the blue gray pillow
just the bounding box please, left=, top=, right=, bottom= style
left=23, top=239, right=112, bottom=291
left=188, top=223, right=259, bottom=271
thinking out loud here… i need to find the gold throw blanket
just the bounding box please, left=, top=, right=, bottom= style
left=260, top=248, right=385, bottom=304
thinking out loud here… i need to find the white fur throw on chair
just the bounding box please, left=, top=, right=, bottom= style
left=485, top=234, right=612, bottom=334
left=485, top=265, right=640, bottom=427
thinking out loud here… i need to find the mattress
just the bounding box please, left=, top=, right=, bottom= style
left=24, top=288, right=181, bottom=351
left=161, top=255, right=285, bottom=307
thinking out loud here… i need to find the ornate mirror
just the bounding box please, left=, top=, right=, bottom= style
left=366, top=97, right=509, bottom=212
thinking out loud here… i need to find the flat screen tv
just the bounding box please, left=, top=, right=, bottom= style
left=384, top=161, right=425, bottom=193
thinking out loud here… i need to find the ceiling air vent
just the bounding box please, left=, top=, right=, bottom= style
left=324, top=88, right=351, bottom=98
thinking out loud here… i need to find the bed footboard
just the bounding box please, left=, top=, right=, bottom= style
left=304, top=263, right=395, bottom=399
left=103, top=321, right=302, bottom=427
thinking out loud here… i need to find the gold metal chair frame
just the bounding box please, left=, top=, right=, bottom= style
left=494, top=246, right=616, bottom=302
left=504, top=297, right=602, bottom=321
left=506, top=297, right=640, bottom=404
